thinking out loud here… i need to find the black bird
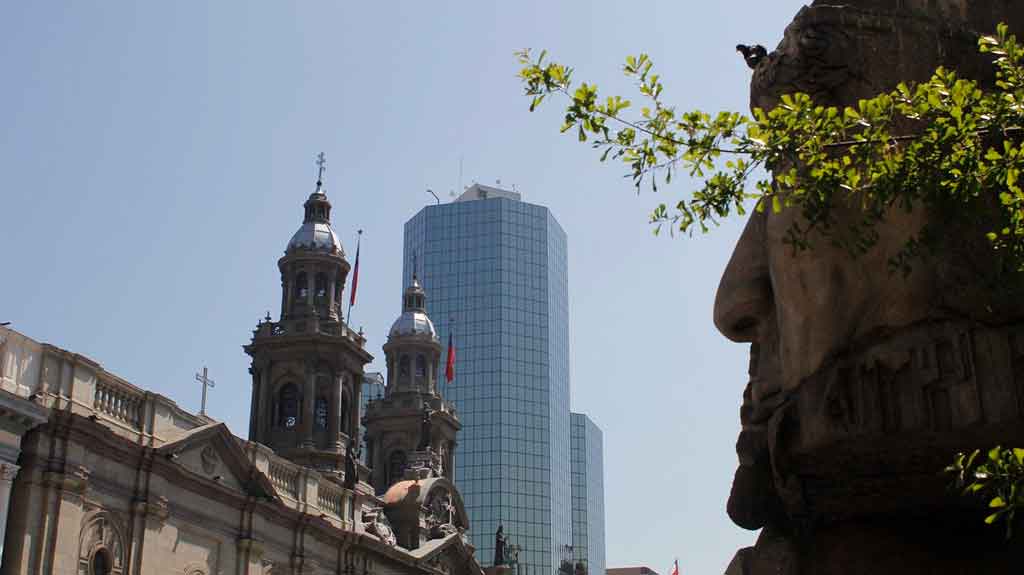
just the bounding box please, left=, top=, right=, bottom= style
left=736, top=44, right=767, bottom=69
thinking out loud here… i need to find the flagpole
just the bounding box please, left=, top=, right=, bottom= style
left=346, top=229, right=362, bottom=325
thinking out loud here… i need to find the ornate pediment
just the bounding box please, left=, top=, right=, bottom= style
left=156, top=423, right=274, bottom=499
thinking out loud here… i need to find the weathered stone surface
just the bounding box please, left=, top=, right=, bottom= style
left=716, top=2, right=1024, bottom=573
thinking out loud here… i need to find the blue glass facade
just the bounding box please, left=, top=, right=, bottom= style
left=403, top=188, right=571, bottom=573
left=359, top=372, right=385, bottom=464
left=571, top=413, right=605, bottom=575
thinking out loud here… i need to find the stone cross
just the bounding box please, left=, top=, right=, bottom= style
left=195, top=366, right=216, bottom=416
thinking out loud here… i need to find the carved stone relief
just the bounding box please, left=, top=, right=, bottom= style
left=77, top=511, right=126, bottom=575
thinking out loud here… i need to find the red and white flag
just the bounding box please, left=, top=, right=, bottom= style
left=349, top=231, right=362, bottom=307
left=670, top=559, right=679, bottom=575
left=445, top=330, right=456, bottom=383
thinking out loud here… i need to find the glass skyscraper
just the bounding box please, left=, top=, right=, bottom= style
left=571, top=412, right=605, bottom=575
left=403, top=184, right=571, bottom=573
left=359, top=372, right=385, bottom=464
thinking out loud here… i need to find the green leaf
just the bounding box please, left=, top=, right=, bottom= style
left=990, top=496, right=1007, bottom=508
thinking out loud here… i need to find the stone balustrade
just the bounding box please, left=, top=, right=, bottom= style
left=253, top=317, right=366, bottom=348
left=242, top=441, right=358, bottom=527
left=93, top=376, right=143, bottom=430
left=267, top=458, right=301, bottom=500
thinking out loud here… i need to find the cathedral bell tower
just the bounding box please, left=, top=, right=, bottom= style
left=363, top=275, right=461, bottom=494
left=244, top=157, right=372, bottom=473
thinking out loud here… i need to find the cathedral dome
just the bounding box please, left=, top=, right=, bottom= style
left=287, top=221, right=343, bottom=252
left=389, top=310, right=437, bottom=338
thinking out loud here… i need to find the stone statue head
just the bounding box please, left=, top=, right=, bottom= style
left=715, top=0, right=1024, bottom=535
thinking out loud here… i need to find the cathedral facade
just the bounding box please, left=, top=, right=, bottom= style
left=0, top=171, right=481, bottom=575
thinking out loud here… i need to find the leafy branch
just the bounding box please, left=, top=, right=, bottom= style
left=516, top=24, right=1024, bottom=271
left=947, top=446, right=1024, bottom=537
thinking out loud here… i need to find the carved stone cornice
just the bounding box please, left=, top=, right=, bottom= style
left=132, top=495, right=170, bottom=522
left=0, top=462, right=20, bottom=482
left=0, top=388, right=49, bottom=436
left=42, top=464, right=90, bottom=495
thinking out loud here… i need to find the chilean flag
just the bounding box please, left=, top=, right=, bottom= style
left=349, top=235, right=361, bottom=307
left=445, top=331, right=456, bottom=383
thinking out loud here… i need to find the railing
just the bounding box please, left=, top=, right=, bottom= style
left=93, top=378, right=143, bottom=429
left=317, top=480, right=345, bottom=516
left=257, top=318, right=366, bottom=347
left=267, top=459, right=300, bottom=499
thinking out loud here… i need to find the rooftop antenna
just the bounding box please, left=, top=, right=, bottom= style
left=458, top=156, right=464, bottom=193
left=427, top=188, right=440, bottom=204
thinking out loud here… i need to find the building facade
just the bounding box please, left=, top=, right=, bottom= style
left=0, top=169, right=482, bottom=575
left=570, top=413, right=605, bottom=575
left=403, top=184, right=571, bottom=573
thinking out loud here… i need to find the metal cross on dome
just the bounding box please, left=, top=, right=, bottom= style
left=316, top=152, right=327, bottom=185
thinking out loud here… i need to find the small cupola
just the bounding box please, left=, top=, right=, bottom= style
left=403, top=276, right=426, bottom=312
left=389, top=275, right=436, bottom=339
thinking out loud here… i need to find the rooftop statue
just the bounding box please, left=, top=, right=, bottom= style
left=716, top=2, right=1024, bottom=573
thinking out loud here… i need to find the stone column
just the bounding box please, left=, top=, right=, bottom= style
left=280, top=275, right=289, bottom=319
left=328, top=374, right=341, bottom=451
left=302, top=362, right=316, bottom=449
left=348, top=371, right=361, bottom=439
left=257, top=361, right=271, bottom=440
left=306, top=267, right=315, bottom=308
left=248, top=365, right=261, bottom=442
left=0, top=462, right=19, bottom=563
left=327, top=269, right=337, bottom=320
left=284, top=266, right=295, bottom=317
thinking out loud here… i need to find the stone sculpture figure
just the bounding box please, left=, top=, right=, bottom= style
left=717, top=2, right=1024, bottom=573
left=419, top=406, right=433, bottom=450
left=493, top=524, right=506, bottom=566
left=344, top=444, right=357, bottom=490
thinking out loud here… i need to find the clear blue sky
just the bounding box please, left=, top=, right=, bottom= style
left=0, top=2, right=807, bottom=573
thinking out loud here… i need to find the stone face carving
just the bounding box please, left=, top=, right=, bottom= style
left=717, top=2, right=1024, bottom=573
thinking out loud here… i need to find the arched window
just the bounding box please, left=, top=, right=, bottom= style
left=278, top=383, right=300, bottom=428
left=399, top=356, right=411, bottom=385
left=415, top=355, right=427, bottom=382
left=92, top=548, right=112, bottom=575
left=388, top=451, right=407, bottom=486
left=315, top=273, right=328, bottom=300
left=295, top=272, right=308, bottom=301
left=315, top=396, right=328, bottom=430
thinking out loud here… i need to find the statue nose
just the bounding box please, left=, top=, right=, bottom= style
left=714, top=211, right=773, bottom=343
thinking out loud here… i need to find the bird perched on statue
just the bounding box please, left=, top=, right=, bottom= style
left=736, top=44, right=767, bottom=69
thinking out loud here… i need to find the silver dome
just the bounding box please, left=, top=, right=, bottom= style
left=389, top=310, right=437, bottom=339
left=287, top=222, right=343, bottom=252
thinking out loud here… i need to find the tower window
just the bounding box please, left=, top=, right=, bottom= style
left=295, top=272, right=308, bottom=301
left=415, top=355, right=427, bottom=379
left=388, top=450, right=407, bottom=485
left=278, top=383, right=300, bottom=428
left=315, top=273, right=328, bottom=300
left=315, top=397, right=328, bottom=430
left=399, top=356, right=411, bottom=385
